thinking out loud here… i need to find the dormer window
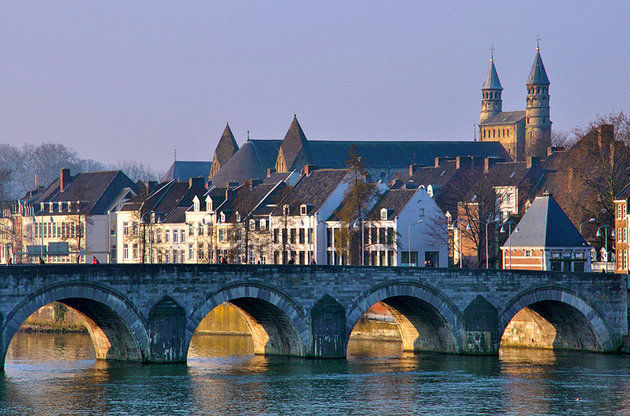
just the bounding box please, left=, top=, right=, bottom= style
left=49, top=202, right=53, bottom=212
left=40, top=202, right=44, bottom=211
left=419, top=208, right=425, bottom=217
left=220, top=212, right=226, bottom=223
left=249, top=219, right=256, bottom=230
left=193, top=196, right=200, bottom=212
left=235, top=212, right=241, bottom=222
left=67, top=201, right=72, bottom=212
left=205, top=196, right=212, bottom=212
left=380, top=208, right=388, bottom=221
left=283, top=204, right=290, bottom=216
left=300, top=204, right=307, bottom=216
left=57, top=202, right=62, bottom=212
left=260, top=219, right=267, bottom=230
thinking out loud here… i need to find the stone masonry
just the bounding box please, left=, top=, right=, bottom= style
left=0, top=264, right=626, bottom=368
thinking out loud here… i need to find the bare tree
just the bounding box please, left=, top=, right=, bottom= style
left=551, top=129, right=576, bottom=149
left=112, top=160, right=161, bottom=182
left=334, top=145, right=378, bottom=265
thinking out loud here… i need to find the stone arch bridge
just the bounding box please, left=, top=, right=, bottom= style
left=0, top=265, right=627, bottom=368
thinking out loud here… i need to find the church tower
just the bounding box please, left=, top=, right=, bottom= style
left=480, top=53, right=503, bottom=124
left=525, top=44, right=551, bottom=158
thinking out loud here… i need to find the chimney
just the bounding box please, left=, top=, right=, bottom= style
left=189, top=177, right=204, bottom=188
left=526, top=156, right=540, bottom=169
left=60, top=168, right=71, bottom=192
left=434, top=156, right=454, bottom=168
left=267, top=168, right=276, bottom=177
left=408, top=164, right=422, bottom=177
left=246, top=179, right=262, bottom=190
left=303, top=164, right=318, bottom=176
left=597, top=124, right=614, bottom=148
left=456, top=156, right=472, bottom=169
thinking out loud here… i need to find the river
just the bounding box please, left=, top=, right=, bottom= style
left=1, top=332, right=630, bottom=415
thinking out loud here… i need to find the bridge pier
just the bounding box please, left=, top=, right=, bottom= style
left=462, top=296, right=499, bottom=355
left=147, top=297, right=187, bottom=363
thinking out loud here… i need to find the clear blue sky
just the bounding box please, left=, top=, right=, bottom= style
left=1, top=1, right=628, bottom=171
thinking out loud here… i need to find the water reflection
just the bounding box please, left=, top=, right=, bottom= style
left=2, top=332, right=630, bottom=416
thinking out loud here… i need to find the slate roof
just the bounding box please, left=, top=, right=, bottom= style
left=210, top=140, right=282, bottom=187
left=485, top=161, right=544, bottom=187
left=366, top=188, right=417, bottom=221
left=33, top=171, right=137, bottom=216
left=250, top=183, right=293, bottom=217
left=503, top=195, right=589, bottom=248
left=527, top=51, right=550, bottom=85
left=327, top=183, right=378, bottom=221
left=271, top=169, right=349, bottom=216
left=305, top=140, right=510, bottom=169
left=209, top=123, right=239, bottom=179
left=218, top=183, right=279, bottom=222
left=482, top=61, right=503, bottom=90
left=120, top=179, right=207, bottom=223
left=480, top=111, right=526, bottom=126
left=163, top=161, right=212, bottom=182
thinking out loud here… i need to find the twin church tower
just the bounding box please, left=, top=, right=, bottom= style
left=479, top=46, right=551, bottom=161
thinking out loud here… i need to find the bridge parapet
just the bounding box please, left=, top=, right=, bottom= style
left=0, top=265, right=626, bottom=366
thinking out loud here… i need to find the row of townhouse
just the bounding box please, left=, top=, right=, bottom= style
left=0, top=168, right=138, bottom=264
left=116, top=166, right=448, bottom=267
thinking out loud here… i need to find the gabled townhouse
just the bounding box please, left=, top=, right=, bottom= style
left=14, top=168, right=137, bottom=264
left=116, top=177, right=207, bottom=263
left=501, top=194, right=592, bottom=271
left=211, top=177, right=292, bottom=264
left=364, top=185, right=447, bottom=267
left=613, top=186, right=630, bottom=273
left=269, top=167, right=351, bottom=265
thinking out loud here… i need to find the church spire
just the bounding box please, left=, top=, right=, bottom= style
left=209, top=122, right=239, bottom=179
left=525, top=44, right=551, bottom=159
left=480, top=49, right=503, bottom=124
left=275, top=115, right=311, bottom=173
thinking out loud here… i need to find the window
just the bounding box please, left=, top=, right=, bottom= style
left=378, top=228, right=386, bottom=244
left=273, top=229, right=279, bottom=243
left=188, top=244, right=194, bottom=260
left=419, top=208, right=425, bottom=217
left=380, top=208, right=388, bottom=220
left=132, top=243, right=138, bottom=259
left=123, top=222, right=129, bottom=236
left=299, top=228, right=305, bottom=244
left=188, top=225, right=194, bottom=236
left=283, top=205, right=289, bottom=216
left=300, top=204, right=307, bottom=216
left=219, top=229, right=226, bottom=242
left=235, top=212, right=241, bottom=222
left=165, top=230, right=170, bottom=243
left=180, top=230, right=186, bottom=242
left=260, top=219, right=267, bottom=230
left=386, top=227, right=394, bottom=245
left=249, top=219, right=256, bottom=231
left=173, top=230, right=178, bottom=243
left=290, top=228, right=296, bottom=244
left=327, top=228, right=332, bottom=247
left=123, top=244, right=129, bottom=259
left=525, top=250, right=531, bottom=257
left=308, top=229, right=313, bottom=244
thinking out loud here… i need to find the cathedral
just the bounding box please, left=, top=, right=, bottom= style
left=478, top=46, right=551, bottom=161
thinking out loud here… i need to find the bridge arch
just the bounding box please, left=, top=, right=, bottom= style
left=185, top=284, right=310, bottom=357
left=499, top=287, right=615, bottom=351
left=346, top=281, right=464, bottom=353
left=1, top=282, right=150, bottom=366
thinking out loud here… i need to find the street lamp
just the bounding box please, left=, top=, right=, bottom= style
left=580, top=217, right=596, bottom=235
left=452, top=218, right=471, bottom=268
left=407, top=220, right=423, bottom=266
left=352, top=216, right=366, bottom=265
left=500, top=220, right=519, bottom=270
left=596, top=224, right=614, bottom=266
left=140, top=211, right=162, bottom=263
left=474, top=218, right=497, bottom=269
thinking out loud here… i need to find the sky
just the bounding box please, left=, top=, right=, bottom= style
left=1, top=1, right=629, bottom=172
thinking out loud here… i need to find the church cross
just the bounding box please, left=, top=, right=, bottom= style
left=535, top=34, right=542, bottom=51
left=490, top=44, right=495, bottom=62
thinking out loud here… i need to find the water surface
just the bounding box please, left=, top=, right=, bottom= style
left=1, top=332, right=629, bottom=415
